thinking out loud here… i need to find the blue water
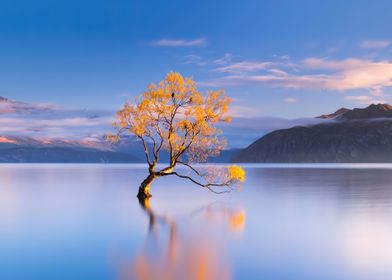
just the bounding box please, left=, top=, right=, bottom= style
left=1, top=164, right=392, bottom=280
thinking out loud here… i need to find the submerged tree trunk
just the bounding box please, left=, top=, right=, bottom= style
left=137, top=173, right=156, bottom=200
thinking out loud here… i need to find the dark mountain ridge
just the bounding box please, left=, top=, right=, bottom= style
left=338, top=104, right=392, bottom=120
left=233, top=104, right=392, bottom=163
left=317, top=107, right=350, bottom=119
left=0, top=147, right=141, bottom=163
left=0, top=136, right=145, bottom=163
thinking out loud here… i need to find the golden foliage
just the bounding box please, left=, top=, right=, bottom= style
left=112, top=72, right=231, bottom=164
left=226, top=165, right=246, bottom=182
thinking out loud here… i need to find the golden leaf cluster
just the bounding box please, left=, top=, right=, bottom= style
left=226, top=165, right=246, bottom=182
left=112, top=72, right=231, bottom=164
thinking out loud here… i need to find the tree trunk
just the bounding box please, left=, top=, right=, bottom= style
left=137, top=173, right=156, bottom=200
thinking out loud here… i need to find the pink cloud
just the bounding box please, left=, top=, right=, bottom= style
left=207, top=57, right=392, bottom=93
left=303, top=58, right=392, bottom=90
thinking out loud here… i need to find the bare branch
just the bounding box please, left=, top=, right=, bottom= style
left=146, top=133, right=158, bottom=162
left=176, top=161, right=202, bottom=176
left=173, top=129, right=200, bottom=162
left=155, top=126, right=164, bottom=156
left=138, top=135, right=153, bottom=167
left=164, top=171, right=232, bottom=194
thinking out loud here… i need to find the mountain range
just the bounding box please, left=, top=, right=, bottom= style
left=0, top=135, right=239, bottom=163
left=2, top=103, right=392, bottom=163
left=233, top=104, right=392, bottom=163
left=0, top=136, right=142, bottom=163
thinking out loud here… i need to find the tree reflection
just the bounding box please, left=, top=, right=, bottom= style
left=118, top=197, right=245, bottom=280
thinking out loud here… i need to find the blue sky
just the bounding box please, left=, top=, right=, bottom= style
left=1, top=0, right=392, bottom=145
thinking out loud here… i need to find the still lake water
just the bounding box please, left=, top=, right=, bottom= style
left=1, top=164, right=392, bottom=280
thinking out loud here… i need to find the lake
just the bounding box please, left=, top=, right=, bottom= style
left=1, top=164, right=392, bottom=280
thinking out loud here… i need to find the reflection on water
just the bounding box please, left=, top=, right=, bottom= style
left=1, top=164, right=392, bottom=279
left=118, top=197, right=245, bottom=280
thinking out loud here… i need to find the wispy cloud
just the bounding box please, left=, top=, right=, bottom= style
left=226, top=97, right=263, bottom=118
left=0, top=97, right=56, bottom=115
left=345, top=95, right=387, bottom=105
left=303, top=58, right=392, bottom=91
left=0, top=115, right=112, bottom=138
left=360, top=40, right=391, bottom=49
left=215, top=61, right=275, bottom=74
left=181, top=54, right=208, bottom=66
left=181, top=52, right=233, bottom=68
left=213, top=53, right=233, bottom=65
left=205, top=57, right=392, bottom=96
left=153, top=37, right=207, bottom=47
left=228, top=105, right=262, bottom=118
left=0, top=97, right=113, bottom=140
left=268, top=69, right=289, bottom=76
left=284, top=97, right=297, bottom=104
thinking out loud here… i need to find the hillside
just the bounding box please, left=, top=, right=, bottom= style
left=233, top=104, right=392, bottom=163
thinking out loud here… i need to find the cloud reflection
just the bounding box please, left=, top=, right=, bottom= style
left=341, top=213, right=392, bottom=277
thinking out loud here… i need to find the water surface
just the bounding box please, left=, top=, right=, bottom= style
left=1, top=164, right=392, bottom=280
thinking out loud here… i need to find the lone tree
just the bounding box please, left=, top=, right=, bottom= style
left=108, top=72, right=245, bottom=200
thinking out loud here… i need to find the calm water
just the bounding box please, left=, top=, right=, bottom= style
left=1, top=164, right=392, bottom=280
